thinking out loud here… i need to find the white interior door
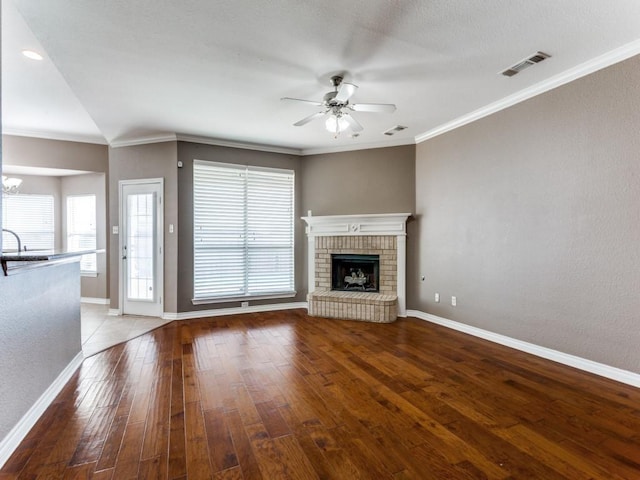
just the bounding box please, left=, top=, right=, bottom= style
left=120, top=179, right=163, bottom=317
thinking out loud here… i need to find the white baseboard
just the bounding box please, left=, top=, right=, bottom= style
left=81, top=297, right=110, bottom=305
left=108, top=308, right=120, bottom=316
left=407, top=310, right=640, bottom=389
left=163, top=302, right=308, bottom=320
left=0, top=351, right=84, bottom=468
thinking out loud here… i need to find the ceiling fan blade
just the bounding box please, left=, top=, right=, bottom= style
left=293, top=111, right=326, bottom=126
left=350, top=103, right=396, bottom=113
left=281, top=97, right=323, bottom=107
left=343, top=114, right=364, bottom=132
left=334, top=82, right=358, bottom=102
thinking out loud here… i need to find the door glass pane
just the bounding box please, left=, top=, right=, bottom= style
left=127, top=193, right=155, bottom=301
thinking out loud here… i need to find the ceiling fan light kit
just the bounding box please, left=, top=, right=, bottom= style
left=282, top=74, right=396, bottom=137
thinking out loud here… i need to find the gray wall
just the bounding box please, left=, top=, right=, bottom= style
left=2, top=135, right=108, bottom=173
left=300, top=145, right=416, bottom=216
left=413, top=55, right=640, bottom=373
left=108, top=141, right=179, bottom=312
left=0, top=261, right=82, bottom=441
left=176, top=141, right=304, bottom=311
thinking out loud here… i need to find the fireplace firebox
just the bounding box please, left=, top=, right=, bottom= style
left=331, top=254, right=380, bottom=292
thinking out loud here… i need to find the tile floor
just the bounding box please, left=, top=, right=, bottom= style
left=81, top=303, right=172, bottom=357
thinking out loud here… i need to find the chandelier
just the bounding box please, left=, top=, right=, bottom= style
left=2, top=175, right=22, bottom=195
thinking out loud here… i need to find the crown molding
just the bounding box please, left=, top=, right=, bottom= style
left=300, top=136, right=414, bottom=156
left=415, top=39, right=640, bottom=144
left=2, top=128, right=107, bottom=145
left=109, top=133, right=178, bottom=148
left=175, top=134, right=301, bottom=155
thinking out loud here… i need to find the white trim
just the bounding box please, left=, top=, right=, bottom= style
left=301, top=213, right=411, bottom=237
left=192, top=292, right=297, bottom=305
left=177, top=134, right=301, bottom=156
left=415, top=39, right=640, bottom=144
left=396, top=235, right=407, bottom=316
left=81, top=297, right=110, bottom=305
left=0, top=352, right=84, bottom=468
left=108, top=308, right=121, bottom=316
left=307, top=235, right=315, bottom=296
left=163, top=301, right=307, bottom=320
left=407, top=310, right=640, bottom=388
left=110, top=133, right=177, bottom=148
left=300, top=137, right=413, bottom=156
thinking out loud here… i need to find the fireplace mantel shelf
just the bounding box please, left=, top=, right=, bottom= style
left=302, top=213, right=411, bottom=237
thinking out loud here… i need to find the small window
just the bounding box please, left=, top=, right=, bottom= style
left=2, top=194, right=55, bottom=251
left=66, top=195, right=97, bottom=273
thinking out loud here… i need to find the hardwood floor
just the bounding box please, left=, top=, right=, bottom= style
left=1, top=309, right=639, bottom=479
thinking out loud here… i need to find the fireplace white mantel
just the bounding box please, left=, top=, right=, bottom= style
left=302, top=213, right=411, bottom=317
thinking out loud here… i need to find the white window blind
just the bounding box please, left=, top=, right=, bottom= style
left=2, top=194, right=55, bottom=251
left=193, top=160, right=295, bottom=301
left=66, top=195, right=97, bottom=272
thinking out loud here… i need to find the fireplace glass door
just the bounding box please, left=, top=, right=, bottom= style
left=331, top=254, right=380, bottom=292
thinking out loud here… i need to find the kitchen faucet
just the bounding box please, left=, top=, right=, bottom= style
left=2, top=228, right=22, bottom=253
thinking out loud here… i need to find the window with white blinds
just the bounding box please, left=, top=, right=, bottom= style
left=193, top=160, right=295, bottom=301
left=66, top=195, right=97, bottom=272
left=2, top=194, right=55, bottom=251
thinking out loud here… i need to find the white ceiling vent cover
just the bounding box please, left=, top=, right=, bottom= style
left=501, top=51, right=550, bottom=77
left=383, top=125, right=408, bottom=136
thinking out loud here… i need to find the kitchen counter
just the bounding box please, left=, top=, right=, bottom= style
left=1, top=249, right=99, bottom=275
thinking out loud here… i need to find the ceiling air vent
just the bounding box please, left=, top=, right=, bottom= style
left=383, top=125, right=407, bottom=136
left=501, top=51, right=550, bottom=77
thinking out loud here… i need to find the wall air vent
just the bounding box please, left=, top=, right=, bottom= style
left=383, top=125, right=408, bottom=136
left=500, top=51, right=550, bottom=77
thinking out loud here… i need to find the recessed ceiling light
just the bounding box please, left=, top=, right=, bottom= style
left=22, top=49, right=43, bottom=61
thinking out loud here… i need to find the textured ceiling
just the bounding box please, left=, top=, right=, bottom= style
left=3, top=0, right=640, bottom=154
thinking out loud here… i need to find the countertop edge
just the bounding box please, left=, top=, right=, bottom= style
left=1, top=249, right=102, bottom=262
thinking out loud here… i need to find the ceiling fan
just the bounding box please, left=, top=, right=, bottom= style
left=281, top=75, right=396, bottom=136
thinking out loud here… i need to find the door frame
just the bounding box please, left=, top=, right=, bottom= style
left=118, top=178, right=164, bottom=317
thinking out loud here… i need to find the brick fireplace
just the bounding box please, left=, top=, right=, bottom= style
left=302, top=213, right=410, bottom=322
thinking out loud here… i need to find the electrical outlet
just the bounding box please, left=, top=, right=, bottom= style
left=451, top=296, right=457, bottom=306
left=241, top=301, right=249, bottom=308
left=435, top=293, right=440, bottom=302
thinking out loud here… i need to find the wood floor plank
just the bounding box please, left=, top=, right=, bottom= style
left=225, top=409, right=264, bottom=480
left=203, top=408, right=238, bottom=473
left=2, top=310, right=639, bottom=479
left=184, top=401, right=213, bottom=479
left=168, top=357, right=186, bottom=479
left=111, top=421, right=145, bottom=479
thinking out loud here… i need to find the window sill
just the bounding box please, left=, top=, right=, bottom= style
left=192, top=291, right=297, bottom=305
left=81, top=271, right=98, bottom=278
